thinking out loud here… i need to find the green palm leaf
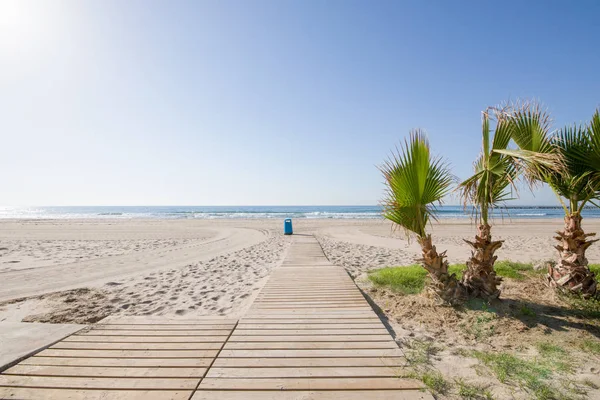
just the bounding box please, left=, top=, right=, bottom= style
left=380, top=130, right=454, bottom=238
left=549, top=113, right=600, bottom=211
left=493, top=100, right=563, bottom=188
left=459, top=107, right=518, bottom=224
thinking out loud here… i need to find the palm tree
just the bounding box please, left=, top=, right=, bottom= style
left=380, top=130, right=467, bottom=305
left=503, top=103, right=599, bottom=297
left=458, top=107, right=518, bottom=300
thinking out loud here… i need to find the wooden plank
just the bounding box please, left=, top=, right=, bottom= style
left=246, top=310, right=376, bottom=314
left=192, top=390, right=431, bottom=400
left=235, top=324, right=383, bottom=329
left=253, top=301, right=368, bottom=304
left=0, top=375, right=199, bottom=390
left=228, top=335, right=392, bottom=342
left=251, top=306, right=372, bottom=310
left=81, top=330, right=229, bottom=336
left=257, top=293, right=364, bottom=297
left=205, top=366, right=404, bottom=378
left=38, top=349, right=219, bottom=358
left=211, top=357, right=406, bottom=368
left=21, top=357, right=211, bottom=368
left=238, top=319, right=381, bottom=324
left=64, top=335, right=229, bottom=343
left=51, top=342, right=223, bottom=350
left=92, top=325, right=234, bottom=331
left=257, top=295, right=364, bottom=298
left=4, top=365, right=207, bottom=378
left=233, top=329, right=389, bottom=335
left=223, top=342, right=398, bottom=350
left=0, top=388, right=193, bottom=400
left=218, top=349, right=404, bottom=358
left=99, top=318, right=236, bottom=324
left=198, top=377, right=421, bottom=390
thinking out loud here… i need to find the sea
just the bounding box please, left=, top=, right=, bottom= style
left=1, top=205, right=600, bottom=220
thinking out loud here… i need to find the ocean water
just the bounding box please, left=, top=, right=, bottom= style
left=1, top=205, right=600, bottom=220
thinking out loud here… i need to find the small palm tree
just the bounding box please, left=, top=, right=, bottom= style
left=380, top=130, right=467, bottom=305
left=503, top=103, right=599, bottom=297
left=458, top=107, right=519, bottom=299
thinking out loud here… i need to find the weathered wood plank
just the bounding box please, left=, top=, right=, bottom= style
left=51, top=342, right=223, bottom=350
left=211, top=357, right=406, bottom=368
left=64, top=335, right=228, bottom=343
left=205, top=366, right=404, bottom=378
left=0, top=375, right=199, bottom=390
left=235, top=324, right=384, bottom=329
left=81, top=330, right=229, bottom=336
left=238, top=319, right=381, bottom=324
left=21, top=357, right=211, bottom=368
left=228, top=335, right=392, bottom=342
left=37, top=349, right=219, bottom=358
left=4, top=365, right=207, bottom=378
left=233, top=329, right=389, bottom=335
left=92, top=325, right=233, bottom=331
left=223, top=342, right=398, bottom=350
left=218, top=349, right=404, bottom=358
left=198, top=377, right=421, bottom=390
left=191, top=390, right=431, bottom=400
left=0, top=388, right=193, bottom=400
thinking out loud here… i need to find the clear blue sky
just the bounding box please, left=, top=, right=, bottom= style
left=1, top=0, right=599, bottom=206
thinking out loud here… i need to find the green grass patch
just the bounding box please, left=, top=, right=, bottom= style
left=493, top=261, right=535, bottom=280
left=368, top=264, right=465, bottom=294
left=536, top=342, right=572, bottom=373
left=471, top=350, right=555, bottom=399
left=369, top=261, right=539, bottom=294
left=455, top=379, right=494, bottom=400
left=471, top=349, right=582, bottom=400
left=420, top=370, right=450, bottom=395
left=368, top=265, right=428, bottom=294
left=536, top=342, right=567, bottom=358
left=579, top=338, right=600, bottom=355
left=561, top=293, right=600, bottom=319
left=471, top=350, right=551, bottom=383
left=519, top=304, right=537, bottom=317
left=588, top=264, right=600, bottom=275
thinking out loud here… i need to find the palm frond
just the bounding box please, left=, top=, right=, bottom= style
left=495, top=100, right=564, bottom=187
left=380, top=130, right=454, bottom=238
left=458, top=106, right=519, bottom=224
left=549, top=114, right=600, bottom=210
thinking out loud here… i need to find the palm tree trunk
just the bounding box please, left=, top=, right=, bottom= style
left=549, top=212, right=598, bottom=298
left=417, top=234, right=467, bottom=305
left=461, top=224, right=503, bottom=300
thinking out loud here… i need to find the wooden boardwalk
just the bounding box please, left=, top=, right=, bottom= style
left=0, top=317, right=237, bottom=399
left=0, top=236, right=430, bottom=399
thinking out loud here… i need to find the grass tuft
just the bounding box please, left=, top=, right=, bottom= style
left=455, top=379, right=495, bottom=400
left=420, top=370, right=450, bottom=395
left=536, top=342, right=572, bottom=373
left=369, top=261, right=538, bottom=294
left=579, top=338, right=600, bottom=355
left=493, top=260, right=535, bottom=280
left=368, top=264, right=464, bottom=294
left=471, top=350, right=551, bottom=384
left=536, top=342, right=567, bottom=357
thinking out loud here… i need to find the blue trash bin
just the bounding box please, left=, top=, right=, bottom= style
left=284, top=218, right=293, bottom=235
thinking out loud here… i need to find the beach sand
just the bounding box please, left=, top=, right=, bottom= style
left=2, top=217, right=599, bottom=323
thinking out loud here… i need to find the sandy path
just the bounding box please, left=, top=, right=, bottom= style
left=0, top=227, right=268, bottom=302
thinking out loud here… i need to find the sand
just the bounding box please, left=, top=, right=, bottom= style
left=1, top=217, right=600, bottom=323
